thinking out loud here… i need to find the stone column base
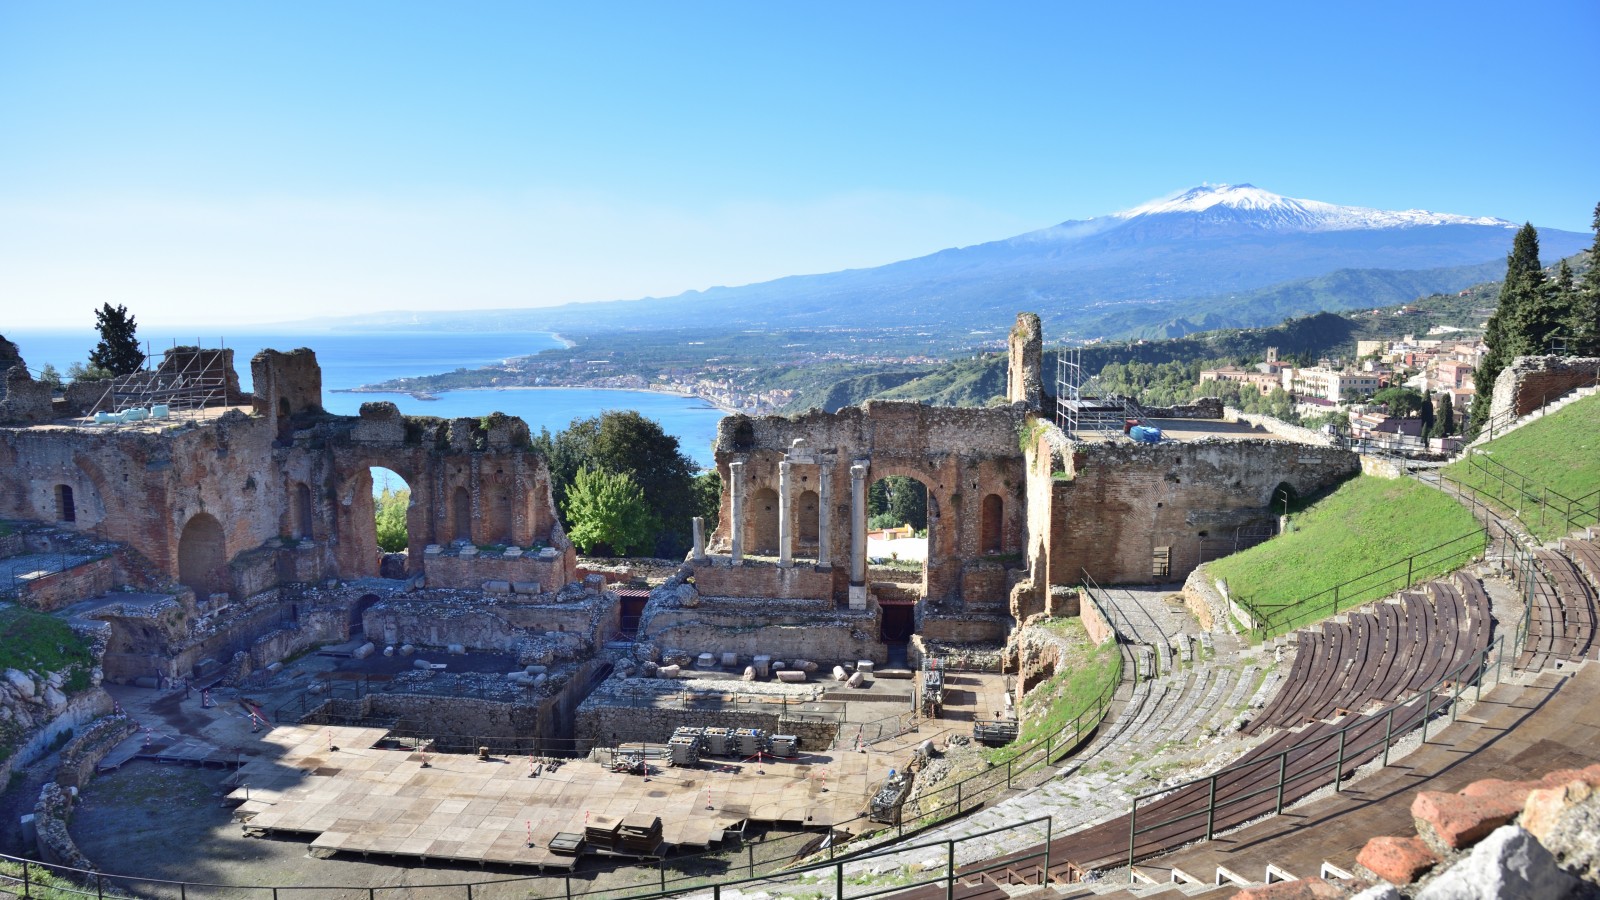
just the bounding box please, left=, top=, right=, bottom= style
left=848, top=584, right=868, bottom=610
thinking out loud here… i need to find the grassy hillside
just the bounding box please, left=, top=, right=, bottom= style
left=1442, top=393, right=1600, bottom=540
left=1209, top=476, right=1481, bottom=636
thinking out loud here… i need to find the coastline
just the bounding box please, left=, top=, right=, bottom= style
left=337, top=382, right=741, bottom=416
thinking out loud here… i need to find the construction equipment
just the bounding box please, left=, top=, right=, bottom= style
left=867, top=769, right=914, bottom=824
left=771, top=734, right=798, bottom=757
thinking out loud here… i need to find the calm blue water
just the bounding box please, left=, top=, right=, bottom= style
left=5, top=328, right=725, bottom=467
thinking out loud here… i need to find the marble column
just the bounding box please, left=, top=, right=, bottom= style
left=849, top=462, right=868, bottom=609
left=777, top=460, right=793, bottom=568
left=817, top=461, right=834, bottom=568
left=729, top=461, right=745, bottom=565
left=691, top=516, right=706, bottom=562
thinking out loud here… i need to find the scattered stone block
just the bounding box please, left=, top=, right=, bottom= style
left=423, top=544, right=442, bottom=557
left=1413, top=788, right=1524, bottom=850
left=524, top=665, right=547, bottom=675
left=777, top=670, right=807, bottom=683
left=795, top=659, right=819, bottom=673
left=1357, top=835, right=1439, bottom=885
left=265, top=662, right=283, bottom=675
left=352, top=642, right=376, bottom=660
left=460, top=546, right=478, bottom=557
left=413, top=659, right=433, bottom=670
left=846, top=671, right=865, bottom=689
left=483, top=580, right=512, bottom=593
left=741, top=666, right=756, bottom=681
left=695, top=653, right=716, bottom=670
left=659, top=664, right=681, bottom=679
left=399, top=644, right=415, bottom=656
left=512, top=581, right=540, bottom=594
left=1416, top=825, right=1578, bottom=900
left=832, top=665, right=848, bottom=681
left=1521, top=775, right=1600, bottom=883
left=502, top=547, right=523, bottom=558
left=857, top=660, right=874, bottom=674
left=720, top=652, right=738, bottom=668
left=753, top=655, right=771, bottom=678
left=447, top=643, right=466, bottom=655
left=383, top=646, right=395, bottom=657
left=539, top=547, right=560, bottom=559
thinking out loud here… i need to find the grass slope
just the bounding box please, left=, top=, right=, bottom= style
left=1209, top=476, right=1481, bottom=635
left=1442, top=393, right=1600, bottom=540
left=988, top=619, right=1122, bottom=764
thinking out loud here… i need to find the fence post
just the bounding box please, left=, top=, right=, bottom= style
left=1127, top=799, right=1138, bottom=879
left=1382, top=707, right=1394, bottom=768
left=836, top=860, right=845, bottom=900
left=1044, top=816, right=1052, bottom=883
left=1007, top=757, right=1012, bottom=789
left=1275, top=752, right=1287, bottom=814
left=96, top=873, right=104, bottom=900
left=1406, top=556, right=1413, bottom=589
left=565, top=874, right=572, bottom=900
left=467, top=884, right=474, bottom=900
left=1421, top=686, right=1433, bottom=743
left=957, top=781, right=962, bottom=811
left=945, top=840, right=956, bottom=900
left=1205, top=775, right=1217, bottom=840
left=1334, top=729, right=1346, bottom=792
left=20, top=860, right=28, bottom=899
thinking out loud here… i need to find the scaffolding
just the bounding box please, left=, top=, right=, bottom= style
left=1055, top=348, right=1141, bottom=439
left=87, top=341, right=235, bottom=422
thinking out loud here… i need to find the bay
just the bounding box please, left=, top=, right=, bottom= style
left=4, top=328, right=726, bottom=467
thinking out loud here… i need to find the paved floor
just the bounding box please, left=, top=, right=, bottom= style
left=228, top=723, right=891, bottom=869
left=1072, top=418, right=1294, bottom=444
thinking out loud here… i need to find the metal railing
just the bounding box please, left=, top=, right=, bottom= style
left=1235, top=528, right=1490, bottom=639
left=1121, top=628, right=1514, bottom=879
left=1446, top=449, right=1600, bottom=539
left=1, top=552, right=106, bottom=599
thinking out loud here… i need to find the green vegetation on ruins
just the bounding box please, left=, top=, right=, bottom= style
left=0, top=606, right=95, bottom=762
left=1443, top=393, right=1600, bottom=541
left=1208, top=476, right=1481, bottom=636
left=986, top=618, right=1121, bottom=765
left=374, top=485, right=409, bottom=553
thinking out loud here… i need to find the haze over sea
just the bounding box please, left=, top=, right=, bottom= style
left=5, top=328, right=726, bottom=468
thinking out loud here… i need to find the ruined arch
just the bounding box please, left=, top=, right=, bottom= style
left=290, top=482, right=313, bottom=540
left=797, top=489, right=820, bottom=545
left=350, top=593, right=382, bottom=635
left=452, top=486, right=472, bottom=543
left=178, top=512, right=227, bottom=598
left=747, top=486, right=780, bottom=555
left=980, top=493, right=1003, bottom=554
left=483, top=468, right=515, bottom=546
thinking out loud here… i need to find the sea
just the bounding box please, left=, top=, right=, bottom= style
left=5, top=328, right=727, bottom=468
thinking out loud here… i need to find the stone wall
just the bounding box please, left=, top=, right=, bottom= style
left=424, top=550, right=578, bottom=594
left=575, top=699, right=838, bottom=748
left=1489, top=355, right=1600, bottom=422
left=1223, top=408, right=1337, bottom=445
left=1006, top=312, right=1043, bottom=410
left=709, top=400, right=1029, bottom=605
left=1046, top=438, right=1358, bottom=585
left=692, top=559, right=836, bottom=603
left=14, top=557, right=115, bottom=612
left=1078, top=592, right=1115, bottom=646
left=640, top=597, right=886, bottom=666
left=918, top=612, right=1011, bottom=645
left=53, top=713, right=138, bottom=791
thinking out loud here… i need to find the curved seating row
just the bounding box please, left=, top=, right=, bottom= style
left=1242, top=571, right=1491, bottom=736
left=1518, top=544, right=1599, bottom=669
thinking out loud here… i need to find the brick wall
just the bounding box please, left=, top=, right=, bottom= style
left=17, top=557, right=114, bottom=612
left=1489, top=355, right=1600, bottom=421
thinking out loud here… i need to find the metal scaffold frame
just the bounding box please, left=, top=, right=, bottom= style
left=88, top=340, right=233, bottom=420
left=1055, top=348, right=1140, bottom=439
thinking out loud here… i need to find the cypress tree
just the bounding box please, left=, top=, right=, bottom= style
left=1432, top=392, right=1455, bottom=439
left=88, top=303, right=146, bottom=376
left=1470, top=224, right=1548, bottom=432
left=1571, top=202, right=1600, bottom=357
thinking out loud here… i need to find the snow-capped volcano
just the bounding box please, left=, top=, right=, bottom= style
left=1114, top=183, right=1514, bottom=232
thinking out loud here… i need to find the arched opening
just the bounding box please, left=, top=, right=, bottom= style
left=276, top=397, right=293, bottom=442
left=867, top=475, right=927, bottom=562
left=372, top=467, right=411, bottom=555
left=980, top=494, right=1003, bottom=554
left=291, top=482, right=314, bottom=540
left=55, top=485, right=76, bottom=523
left=797, top=489, right=820, bottom=545
left=178, top=512, right=227, bottom=598
left=746, top=487, right=780, bottom=555
left=277, top=397, right=290, bottom=418
left=452, top=486, right=473, bottom=543
left=484, top=475, right=514, bottom=546
left=350, top=593, right=382, bottom=636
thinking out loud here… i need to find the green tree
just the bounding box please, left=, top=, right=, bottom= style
left=88, top=303, right=145, bottom=376
left=564, top=467, right=658, bottom=557
left=65, top=361, right=113, bottom=383
left=691, top=471, right=722, bottom=526
left=374, top=486, right=410, bottom=553
left=1431, top=393, right=1456, bottom=439
left=1373, top=386, right=1426, bottom=419
left=868, top=475, right=927, bottom=530
left=1471, top=224, right=1549, bottom=432
left=36, top=364, right=63, bottom=391
left=532, top=411, right=700, bottom=557
left=1571, top=202, right=1600, bottom=357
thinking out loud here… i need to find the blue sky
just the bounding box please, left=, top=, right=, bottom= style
left=2, top=1, right=1596, bottom=328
